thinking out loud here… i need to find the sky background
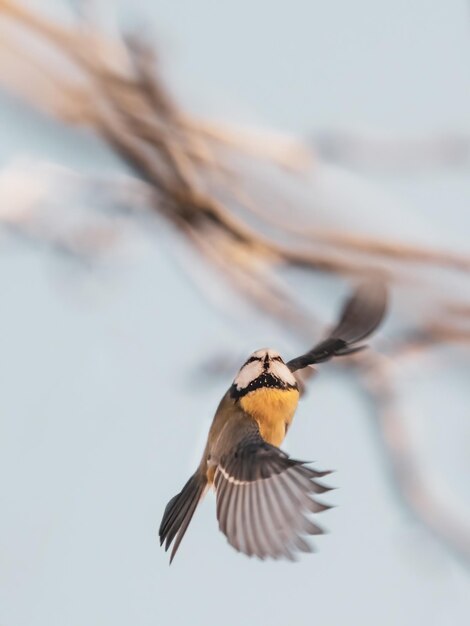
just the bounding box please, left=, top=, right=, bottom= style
left=0, top=1, right=470, bottom=625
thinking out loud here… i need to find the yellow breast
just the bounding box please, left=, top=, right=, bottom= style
left=240, top=387, right=299, bottom=447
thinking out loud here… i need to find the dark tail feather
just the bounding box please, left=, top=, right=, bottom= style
left=159, top=472, right=207, bottom=564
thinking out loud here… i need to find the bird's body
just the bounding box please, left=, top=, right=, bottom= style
left=159, top=282, right=388, bottom=562
left=201, top=351, right=300, bottom=485
left=239, top=386, right=299, bottom=446
left=218, top=348, right=300, bottom=447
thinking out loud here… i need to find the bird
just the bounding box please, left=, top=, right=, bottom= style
left=159, top=281, right=387, bottom=562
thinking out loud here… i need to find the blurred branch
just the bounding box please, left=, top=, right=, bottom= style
left=314, top=128, right=470, bottom=173
left=358, top=351, right=470, bottom=564
left=0, top=0, right=469, bottom=565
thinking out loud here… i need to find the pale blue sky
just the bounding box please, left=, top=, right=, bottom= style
left=0, top=2, right=469, bottom=625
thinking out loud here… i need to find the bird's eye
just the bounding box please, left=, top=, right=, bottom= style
left=244, top=356, right=261, bottom=366
left=273, top=356, right=283, bottom=362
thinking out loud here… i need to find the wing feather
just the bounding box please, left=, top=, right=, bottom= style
left=287, top=280, right=387, bottom=372
left=213, top=426, right=332, bottom=560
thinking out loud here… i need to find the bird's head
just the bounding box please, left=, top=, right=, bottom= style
left=230, top=348, right=298, bottom=399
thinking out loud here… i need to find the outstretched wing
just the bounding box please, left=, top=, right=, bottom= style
left=212, top=419, right=332, bottom=560
left=287, top=280, right=387, bottom=372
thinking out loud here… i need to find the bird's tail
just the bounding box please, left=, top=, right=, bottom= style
left=159, top=471, right=207, bottom=563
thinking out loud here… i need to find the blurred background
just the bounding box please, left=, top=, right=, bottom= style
left=0, top=1, right=469, bottom=625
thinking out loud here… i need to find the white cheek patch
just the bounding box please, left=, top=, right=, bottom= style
left=234, top=360, right=264, bottom=389
left=269, top=360, right=297, bottom=387
left=233, top=348, right=297, bottom=390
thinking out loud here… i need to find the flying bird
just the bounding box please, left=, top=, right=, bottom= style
left=159, top=281, right=387, bottom=562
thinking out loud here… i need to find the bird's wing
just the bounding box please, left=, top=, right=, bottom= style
left=212, top=416, right=332, bottom=560
left=286, top=279, right=387, bottom=372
